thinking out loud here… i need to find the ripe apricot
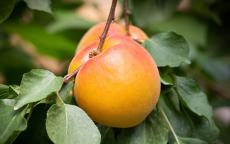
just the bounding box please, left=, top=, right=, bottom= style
left=68, top=35, right=160, bottom=128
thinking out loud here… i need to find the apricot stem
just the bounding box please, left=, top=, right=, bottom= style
left=96, top=0, right=118, bottom=53
left=124, top=0, right=130, bottom=35
left=63, top=66, right=81, bottom=83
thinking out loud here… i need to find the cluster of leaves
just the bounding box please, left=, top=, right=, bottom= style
left=0, top=31, right=219, bottom=144
left=1, top=0, right=229, bottom=144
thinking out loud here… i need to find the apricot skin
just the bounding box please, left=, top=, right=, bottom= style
left=69, top=35, right=160, bottom=128
left=76, top=22, right=125, bottom=53
left=76, top=22, right=148, bottom=53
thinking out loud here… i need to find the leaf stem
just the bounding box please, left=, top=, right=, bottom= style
left=159, top=107, right=181, bottom=144
left=95, top=0, right=118, bottom=54
left=56, top=91, right=65, bottom=106
left=124, top=0, right=130, bottom=35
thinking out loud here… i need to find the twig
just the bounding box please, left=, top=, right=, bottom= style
left=124, top=0, right=130, bottom=35
left=63, top=66, right=81, bottom=83
left=95, top=0, right=118, bottom=54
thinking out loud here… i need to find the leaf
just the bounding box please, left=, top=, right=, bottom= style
left=46, top=104, right=101, bottom=144
left=13, top=104, right=52, bottom=144
left=0, top=84, right=10, bottom=99
left=14, top=69, right=63, bottom=110
left=117, top=109, right=169, bottom=144
left=159, top=68, right=175, bottom=85
left=23, top=0, right=52, bottom=13
left=175, top=77, right=213, bottom=123
left=0, top=0, right=16, bottom=23
left=177, top=137, right=208, bottom=144
left=47, top=11, right=95, bottom=33
left=131, top=0, right=180, bottom=27
left=59, top=81, right=75, bottom=104
left=143, top=32, right=190, bottom=67
left=175, top=76, right=219, bottom=141
left=0, top=84, right=19, bottom=99
left=160, top=83, right=219, bottom=143
left=0, top=99, right=27, bottom=144
left=3, top=23, right=75, bottom=59
left=98, top=126, right=116, bottom=144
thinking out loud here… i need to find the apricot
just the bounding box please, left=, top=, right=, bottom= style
left=76, top=22, right=148, bottom=53
left=68, top=35, right=160, bottom=128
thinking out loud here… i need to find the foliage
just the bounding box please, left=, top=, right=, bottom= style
left=1, top=0, right=230, bottom=144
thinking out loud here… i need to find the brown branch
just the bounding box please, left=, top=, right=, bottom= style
left=95, top=0, right=118, bottom=54
left=63, top=66, right=81, bottom=83
left=124, top=0, right=130, bottom=35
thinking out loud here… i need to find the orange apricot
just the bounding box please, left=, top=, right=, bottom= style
left=68, top=35, right=160, bottom=128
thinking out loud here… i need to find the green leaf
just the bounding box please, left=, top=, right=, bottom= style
left=0, top=84, right=9, bottom=99
left=0, top=0, right=16, bottom=23
left=175, top=77, right=213, bottom=123
left=160, top=82, right=219, bottom=143
left=13, top=104, right=52, bottom=144
left=117, top=109, right=169, bottom=144
left=143, top=32, right=190, bottom=67
left=177, top=137, right=208, bottom=144
left=175, top=77, right=219, bottom=141
left=98, top=126, right=116, bottom=144
left=3, top=23, right=75, bottom=59
left=131, top=0, right=180, bottom=27
left=46, top=104, right=101, bottom=144
left=23, top=0, right=52, bottom=13
left=0, top=99, right=27, bottom=144
left=0, top=84, right=19, bottom=99
left=14, top=69, right=63, bottom=110
left=59, top=81, right=75, bottom=104
left=47, top=11, right=95, bottom=33
left=159, top=68, right=175, bottom=85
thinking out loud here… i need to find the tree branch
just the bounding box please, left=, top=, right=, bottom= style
left=95, top=0, right=118, bottom=54
left=124, top=0, right=130, bottom=35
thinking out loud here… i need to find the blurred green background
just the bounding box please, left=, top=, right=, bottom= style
left=0, top=0, right=230, bottom=143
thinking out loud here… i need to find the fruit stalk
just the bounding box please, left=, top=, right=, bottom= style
left=95, top=0, right=118, bottom=54
left=124, top=0, right=130, bottom=35
left=64, top=65, right=81, bottom=83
